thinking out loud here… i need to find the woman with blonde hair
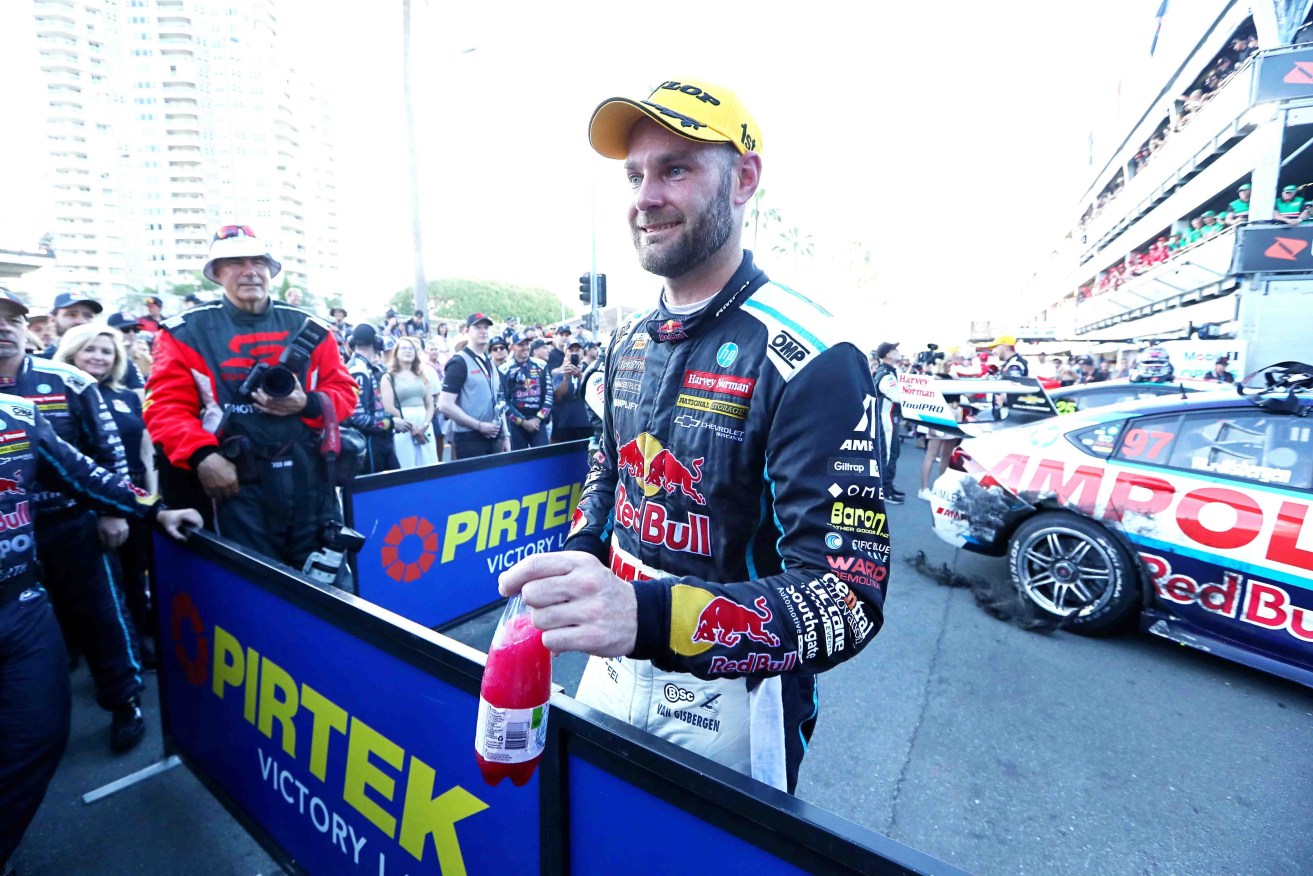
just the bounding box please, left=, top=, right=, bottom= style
left=54, top=322, right=159, bottom=663
left=381, top=336, right=437, bottom=468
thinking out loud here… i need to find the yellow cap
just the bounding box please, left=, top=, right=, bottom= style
left=990, top=335, right=1019, bottom=347
left=589, top=78, right=763, bottom=159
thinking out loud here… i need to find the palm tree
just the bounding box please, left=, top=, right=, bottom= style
left=402, top=0, right=428, bottom=316
left=744, top=188, right=780, bottom=253
left=773, top=226, right=814, bottom=274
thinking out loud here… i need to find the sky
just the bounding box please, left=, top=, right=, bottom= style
left=3, top=0, right=1161, bottom=348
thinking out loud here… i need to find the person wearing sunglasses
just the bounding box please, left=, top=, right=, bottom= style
left=144, top=224, right=358, bottom=581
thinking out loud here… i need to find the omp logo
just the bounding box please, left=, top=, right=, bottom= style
left=1284, top=61, right=1313, bottom=84
left=1264, top=237, right=1308, bottom=261
left=768, top=330, right=810, bottom=368
left=381, top=516, right=438, bottom=582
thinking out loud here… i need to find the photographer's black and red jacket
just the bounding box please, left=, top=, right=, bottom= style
left=144, top=299, right=357, bottom=469
left=565, top=251, right=889, bottom=678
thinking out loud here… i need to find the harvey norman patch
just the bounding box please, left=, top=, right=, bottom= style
left=682, top=370, right=755, bottom=399
left=676, top=394, right=749, bottom=420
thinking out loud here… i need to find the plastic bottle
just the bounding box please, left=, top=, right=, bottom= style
left=474, top=595, right=552, bottom=786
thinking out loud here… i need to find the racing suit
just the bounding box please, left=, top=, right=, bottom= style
left=14, top=356, right=142, bottom=714
left=502, top=356, right=553, bottom=450
left=346, top=350, right=400, bottom=474
left=144, top=299, right=357, bottom=572
left=565, top=252, right=888, bottom=793
left=0, top=393, right=165, bottom=868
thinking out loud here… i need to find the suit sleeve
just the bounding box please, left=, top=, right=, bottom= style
left=32, top=405, right=161, bottom=520
left=302, top=333, right=357, bottom=429
left=76, top=382, right=130, bottom=478
left=561, top=335, right=623, bottom=563
left=628, top=343, right=887, bottom=679
left=345, top=367, right=387, bottom=434
left=143, top=329, right=219, bottom=469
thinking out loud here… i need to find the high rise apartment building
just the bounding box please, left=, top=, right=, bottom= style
left=30, top=0, right=338, bottom=307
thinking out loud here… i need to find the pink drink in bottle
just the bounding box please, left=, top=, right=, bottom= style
left=474, top=595, right=552, bottom=786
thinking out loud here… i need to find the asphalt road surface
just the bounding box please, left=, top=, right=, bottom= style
left=12, top=443, right=1313, bottom=875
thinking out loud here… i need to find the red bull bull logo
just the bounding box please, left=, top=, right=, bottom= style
left=616, top=433, right=706, bottom=506
left=692, top=595, right=780, bottom=647
left=0, top=471, right=23, bottom=495
left=656, top=319, right=688, bottom=342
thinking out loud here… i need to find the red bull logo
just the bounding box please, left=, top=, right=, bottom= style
left=615, top=483, right=712, bottom=556
left=0, top=471, right=23, bottom=495
left=656, top=319, right=687, bottom=342
left=692, top=595, right=780, bottom=647
left=616, top=433, right=706, bottom=505
left=0, top=500, right=30, bottom=533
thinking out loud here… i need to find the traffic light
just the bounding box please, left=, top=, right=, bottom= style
left=578, top=272, right=608, bottom=307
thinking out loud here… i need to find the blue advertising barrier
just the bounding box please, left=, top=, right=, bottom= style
left=344, top=441, right=590, bottom=629
left=155, top=531, right=968, bottom=876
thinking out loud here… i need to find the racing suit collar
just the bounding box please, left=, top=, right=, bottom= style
left=645, top=250, right=768, bottom=344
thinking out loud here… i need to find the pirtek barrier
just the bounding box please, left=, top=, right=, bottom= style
left=344, top=440, right=591, bottom=630
left=155, top=531, right=967, bottom=875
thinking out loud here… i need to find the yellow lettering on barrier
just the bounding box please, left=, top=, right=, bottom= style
left=441, top=511, right=478, bottom=563
left=569, top=482, right=582, bottom=519
left=343, top=716, right=404, bottom=837
left=520, top=491, right=546, bottom=536
left=475, top=503, right=492, bottom=552
left=544, top=484, right=571, bottom=529
left=244, top=646, right=261, bottom=725
left=212, top=626, right=244, bottom=702
left=301, top=684, right=348, bottom=782
left=399, top=756, right=489, bottom=871
left=257, top=656, right=299, bottom=758
left=488, top=499, right=519, bottom=549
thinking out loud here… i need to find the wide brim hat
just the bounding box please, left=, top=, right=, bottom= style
left=202, top=225, right=282, bottom=284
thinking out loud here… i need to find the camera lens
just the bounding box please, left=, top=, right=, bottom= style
left=260, top=364, right=298, bottom=398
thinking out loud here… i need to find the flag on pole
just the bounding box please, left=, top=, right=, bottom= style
left=1150, top=0, right=1168, bottom=56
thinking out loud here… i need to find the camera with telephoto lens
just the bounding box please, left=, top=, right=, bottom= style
left=238, top=317, right=329, bottom=399
left=301, top=522, right=367, bottom=586
left=914, top=342, right=945, bottom=371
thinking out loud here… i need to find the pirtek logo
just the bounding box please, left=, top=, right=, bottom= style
left=1283, top=61, right=1313, bottom=85
left=1263, top=237, right=1308, bottom=261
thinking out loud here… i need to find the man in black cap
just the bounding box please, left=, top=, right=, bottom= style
left=345, top=324, right=402, bottom=474
left=138, top=295, right=166, bottom=334
left=530, top=337, right=551, bottom=364
left=438, top=313, right=504, bottom=458
left=502, top=333, right=553, bottom=450
left=41, top=291, right=103, bottom=358
left=550, top=337, right=592, bottom=444
left=872, top=342, right=905, bottom=504
left=329, top=306, right=352, bottom=360
left=547, top=324, right=571, bottom=375
left=182, top=293, right=204, bottom=309
left=1204, top=356, right=1236, bottom=383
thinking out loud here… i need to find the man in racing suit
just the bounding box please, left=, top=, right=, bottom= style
left=498, top=78, right=888, bottom=794
left=144, top=225, right=357, bottom=575
left=0, top=335, right=200, bottom=869
left=502, top=333, right=553, bottom=450
left=345, top=323, right=401, bottom=474
left=871, top=342, right=905, bottom=504
left=0, top=292, right=150, bottom=752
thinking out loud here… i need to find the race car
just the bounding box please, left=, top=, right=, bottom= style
left=1048, top=378, right=1212, bottom=415
left=921, top=362, right=1313, bottom=688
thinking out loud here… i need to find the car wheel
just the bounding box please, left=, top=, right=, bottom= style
left=1008, top=512, right=1139, bottom=635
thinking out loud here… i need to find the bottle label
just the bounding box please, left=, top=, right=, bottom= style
left=474, top=699, right=549, bottom=764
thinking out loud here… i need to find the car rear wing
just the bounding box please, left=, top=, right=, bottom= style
left=897, top=373, right=1058, bottom=438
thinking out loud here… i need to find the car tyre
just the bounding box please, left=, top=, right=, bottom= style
left=1008, top=512, right=1139, bottom=635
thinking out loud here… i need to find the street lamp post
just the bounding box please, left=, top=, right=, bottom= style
left=402, top=0, right=427, bottom=317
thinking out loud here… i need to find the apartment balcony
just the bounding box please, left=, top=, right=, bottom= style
left=34, top=20, right=78, bottom=41
left=1075, top=229, right=1238, bottom=334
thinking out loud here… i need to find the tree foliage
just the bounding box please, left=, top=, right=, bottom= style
left=387, top=278, right=565, bottom=325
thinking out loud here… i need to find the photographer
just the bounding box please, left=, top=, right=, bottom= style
left=438, top=312, right=505, bottom=458
left=503, top=333, right=553, bottom=450
left=144, top=225, right=357, bottom=577
left=550, top=338, right=592, bottom=444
